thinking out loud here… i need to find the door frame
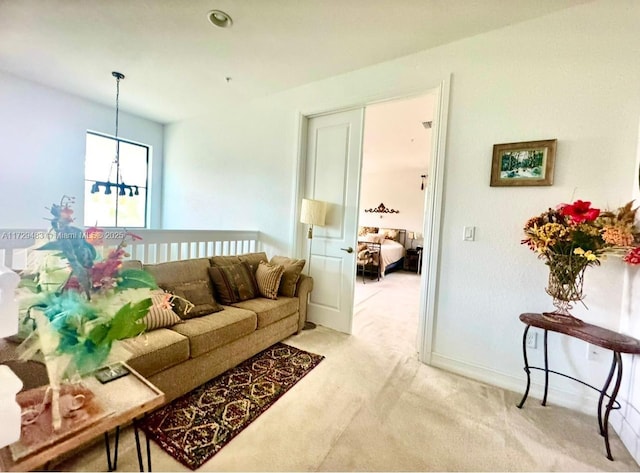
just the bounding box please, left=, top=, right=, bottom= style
left=292, top=77, right=451, bottom=363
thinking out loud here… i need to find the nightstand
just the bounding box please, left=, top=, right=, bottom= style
left=404, top=247, right=422, bottom=273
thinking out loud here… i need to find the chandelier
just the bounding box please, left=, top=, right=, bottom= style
left=90, top=71, right=139, bottom=197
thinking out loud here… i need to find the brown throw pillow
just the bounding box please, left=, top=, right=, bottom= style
left=255, top=261, right=285, bottom=300
left=142, top=291, right=183, bottom=330
left=208, top=262, right=260, bottom=305
left=161, top=280, right=223, bottom=319
left=270, top=256, right=306, bottom=297
left=238, top=252, right=268, bottom=273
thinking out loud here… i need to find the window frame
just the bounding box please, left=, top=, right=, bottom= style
left=84, top=130, right=150, bottom=228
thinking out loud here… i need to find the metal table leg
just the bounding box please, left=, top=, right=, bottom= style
left=517, top=325, right=531, bottom=408
left=602, top=351, right=623, bottom=461
left=542, top=329, right=549, bottom=406
left=134, top=421, right=153, bottom=472
left=104, top=426, right=120, bottom=471
left=598, top=352, right=619, bottom=436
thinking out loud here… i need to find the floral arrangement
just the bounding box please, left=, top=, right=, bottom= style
left=18, top=196, right=158, bottom=378
left=522, top=199, right=640, bottom=317
left=522, top=199, right=640, bottom=264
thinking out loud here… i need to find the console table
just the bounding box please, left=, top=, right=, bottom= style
left=517, top=313, right=640, bottom=461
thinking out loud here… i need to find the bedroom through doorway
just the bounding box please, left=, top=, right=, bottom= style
left=354, top=93, right=435, bottom=356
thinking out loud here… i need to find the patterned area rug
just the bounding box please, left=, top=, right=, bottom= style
left=138, top=342, right=324, bottom=470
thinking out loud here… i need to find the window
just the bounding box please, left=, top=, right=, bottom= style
left=84, top=132, right=149, bottom=228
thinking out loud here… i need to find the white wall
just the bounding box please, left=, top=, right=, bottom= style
left=358, top=94, right=433, bottom=245
left=164, top=0, right=640, bottom=459
left=0, top=71, right=165, bottom=228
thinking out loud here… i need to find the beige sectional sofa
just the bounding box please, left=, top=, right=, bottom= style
left=120, top=251, right=313, bottom=403
left=0, top=252, right=312, bottom=405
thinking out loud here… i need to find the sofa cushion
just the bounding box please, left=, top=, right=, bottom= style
left=162, top=280, right=223, bottom=319
left=121, top=329, right=190, bottom=378
left=210, top=252, right=268, bottom=273
left=231, top=297, right=299, bottom=329
left=143, top=258, right=212, bottom=287
left=170, top=306, right=257, bottom=357
left=121, top=259, right=143, bottom=271
left=143, top=291, right=184, bottom=330
left=255, top=261, right=285, bottom=300
left=270, top=256, right=306, bottom=297
left=209, top=255, right=242, bottom=267
left=208, top=262, right=259, bottom=304
left=238, top=252, right=268, bottom=273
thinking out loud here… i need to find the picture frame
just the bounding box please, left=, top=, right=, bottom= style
left=490, top=139, right=557, bottom=187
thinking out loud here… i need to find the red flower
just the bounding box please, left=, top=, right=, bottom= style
left=558, top=200, right=600, bottom=224
left=89, top=248, right=125, bottom=289
left=624, top=247, right=640, bottom=265
left=85, top=226, right=104, bottom=246
left=63, top=276, right=82, bottom=292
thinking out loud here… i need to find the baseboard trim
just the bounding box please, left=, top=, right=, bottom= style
left=430, top=352, right=640, bottom=461
left=430, top=352, right=601, bottom=415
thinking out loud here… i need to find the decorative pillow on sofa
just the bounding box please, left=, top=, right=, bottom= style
left=255, top=261, right=285, bottom=300
left=270, top=256, right=306, bottom=297
left=142, top=291, right=184, bottom=330
left=238, top=252, right=268, bottom=273
left=208, top=262, right=260, bottom=305
left=210, top=252, right=268, bottom=273
left=161, top=280, right=223, bottom=319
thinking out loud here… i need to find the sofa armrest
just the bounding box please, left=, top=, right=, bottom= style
left=294, top=274, right=314, bottom=333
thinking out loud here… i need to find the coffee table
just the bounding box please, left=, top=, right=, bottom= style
left=0, top=363, right=164, bottom=472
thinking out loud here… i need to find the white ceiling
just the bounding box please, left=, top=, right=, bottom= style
left=0, top=0, right=590, bottom=124
left=363, top=94, right=435, bottom=173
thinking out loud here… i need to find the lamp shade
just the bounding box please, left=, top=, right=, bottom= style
left=300, top=199, right=327, bottom=226
left=408, top=232, right=415, bottom=240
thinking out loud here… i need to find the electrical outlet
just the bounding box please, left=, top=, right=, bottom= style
left=587, top=344, right=608, bottom=362
left=526, top=331, right=537, bottom=349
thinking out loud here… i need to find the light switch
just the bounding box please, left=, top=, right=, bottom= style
left=463, top=226, right=475, bottom=241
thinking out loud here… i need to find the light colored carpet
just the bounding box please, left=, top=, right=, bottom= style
left=56, top=271, right=639, bottom=471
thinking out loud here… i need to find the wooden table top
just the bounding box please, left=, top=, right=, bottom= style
left=0, top=363, right=164, bottom=472
left=520, top=313, right=640, bottom=354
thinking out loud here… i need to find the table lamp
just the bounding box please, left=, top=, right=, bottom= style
left=0, top=263, right=23, bottom=448
left=408, top=232, right=415, bottom=249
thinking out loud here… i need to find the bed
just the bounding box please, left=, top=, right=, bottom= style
left=357, top=227, right=406, bottom=278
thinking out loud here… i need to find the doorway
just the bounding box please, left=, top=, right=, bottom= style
left=295, top=79, right=451, bottom=364
left=354, top=93, right=435, bottom=354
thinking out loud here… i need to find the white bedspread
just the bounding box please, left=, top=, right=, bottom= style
left=380, top=239, right=405, bottom=274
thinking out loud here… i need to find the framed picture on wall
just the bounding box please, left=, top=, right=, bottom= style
left=490, top=139, right=557, bottom=187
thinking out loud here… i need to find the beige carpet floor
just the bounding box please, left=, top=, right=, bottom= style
left=56, top=271, right=640, bottom=471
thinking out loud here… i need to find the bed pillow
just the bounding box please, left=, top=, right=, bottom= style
left=270, top=256, right=306, bottom=297
left=379, top=228, right=399, bottom=241
left=255, top=261, right=285, bottom=300
left=161, top=280, right=223, bottom=319
left=358, top=226, right=379, bottom=236
left=208, top=262, right=260, bottom=304
left=142, top=291, right=184, bottom=330
left=362, top=233, right=385, bottom=244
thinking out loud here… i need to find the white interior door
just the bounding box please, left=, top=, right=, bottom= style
left=303, top=108, right=364, bottom=334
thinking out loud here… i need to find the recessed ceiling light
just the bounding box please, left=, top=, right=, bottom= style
left=208, top=10, right=233, bottom=28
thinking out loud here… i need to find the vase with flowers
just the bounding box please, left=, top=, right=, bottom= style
left=522, top=199, right=640, bottom=325
left=16, top=196, right=159, bottom=431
